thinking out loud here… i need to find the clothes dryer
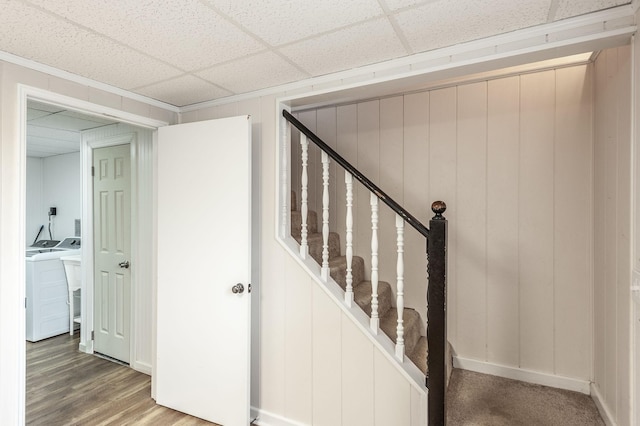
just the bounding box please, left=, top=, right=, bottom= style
left=26, top=237, right=81, bottom=341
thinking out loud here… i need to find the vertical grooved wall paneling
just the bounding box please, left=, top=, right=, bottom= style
left=312, top=284, right=342, bottom=426
left=301, top=64, right=594, bottom=381
left=456, top=82, right=488, bottom=361
left=403, top=92, right=430, bottom=326
left=593, top=45, right=633, bottom=426
left=593, top=46, right=632, bottom=425
left=486, top=76, right=520, bottom=366
left=614, top=44, right=632, bottom=426
left=518, top=70, right=556, bottom=373
left=553, top=65, right=592, bottom=379
left=341, top=313, right=375, bottom=426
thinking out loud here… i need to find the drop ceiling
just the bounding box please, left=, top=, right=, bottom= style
left=0, top=0, right=634, bottom=107
left=27, top=101, right=117, bottom=157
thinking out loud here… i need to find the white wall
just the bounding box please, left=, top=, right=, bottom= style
left=25, top=156, right=43, bottom=244
left=292, top=63, right=594, bottom=383
left=41, top=152, right=81, bottom=239
left=593, top=45, right=633, bottom=426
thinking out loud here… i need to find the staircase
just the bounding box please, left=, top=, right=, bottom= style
left=290, top=191, right=428, bottom=374
left=282, top=109, right=448, bottom=424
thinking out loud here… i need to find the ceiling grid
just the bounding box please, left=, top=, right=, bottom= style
left=0, top=0, right=635, bottom=106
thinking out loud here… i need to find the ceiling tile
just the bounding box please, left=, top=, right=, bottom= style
left=25, top=0, right=266, bottom=71
left=554, top=0, right=631, bottom=20
left=134, top=75, right=233, bottom=106
left=0, top=0, right=184, bottom=88
left=29, top=111, right=115, bottom=131
left=279, top=18, right=407, bottom=77
left=395, top=0, right=552, bottom=54
left=207, top=0, right=384, bottom=46
left=382, top=0, right=434, bottom=11
left=197, top=52, right=309, bottom=94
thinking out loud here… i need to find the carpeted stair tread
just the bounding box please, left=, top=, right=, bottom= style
left=291, top=191, right=297, bottom=211
left=408, top=336, right=427, bottom=374
left=329, top=256, right=365, bottom=290
left=291, top=210, right=318, bottom=237
left=354, top=280, right=392, bottom=319
left=380, top=308, right=421, bottom=356
left=293, top=231, right=341, bottom=263
left=307, top=232, right=341, bottom=263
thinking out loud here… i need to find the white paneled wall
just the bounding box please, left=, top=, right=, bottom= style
left=293, top=63, right=594, bottom=381
left=593, top=45, right=632, bottom=426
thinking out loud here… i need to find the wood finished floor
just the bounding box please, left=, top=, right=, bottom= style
left=27, top=333, right=218, bottom=425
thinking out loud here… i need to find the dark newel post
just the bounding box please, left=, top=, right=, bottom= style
left=427, top=201, right=447, bottom=426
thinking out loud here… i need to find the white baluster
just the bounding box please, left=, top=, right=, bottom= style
left=370, top=193, right=379, bottom=333
left=299, top=134, right=309, bottom=258
left=344, top=172, right=354, bottom=306
left=395, top=214, right=405, bottom=360
left=321, top=152, right=330, bottom=280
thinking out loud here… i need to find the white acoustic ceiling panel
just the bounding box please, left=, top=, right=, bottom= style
left=26, top=101, right=118, bottom=158
left=554, top=0, right=631, bottom=19
left=0, top=0, right=184, bottom=89
left=207, top=0, right=384, bottom=46
left=134, top=74, right=233, bottom=106
left=27, top=0, right=266, bottom=71
left=280, top=18, right=407, bottom=77
left=395, top=0, right=552, bottom=54
left=197, top=51, right=309, bottom=94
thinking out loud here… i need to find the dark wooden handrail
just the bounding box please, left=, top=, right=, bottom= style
left=283, top=109, right=430, bottom=239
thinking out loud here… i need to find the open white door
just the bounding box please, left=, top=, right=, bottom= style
left=156, top=116, right=252, bottom=425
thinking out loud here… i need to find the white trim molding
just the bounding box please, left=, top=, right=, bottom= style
left=252, top=408, right=309, bottom=426
left=591, top=383, right=618, bottom=426
left=1, top=50, right=179, bottom=112
left=453, top=356, right=592, bottom=395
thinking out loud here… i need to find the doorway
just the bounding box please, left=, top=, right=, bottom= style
left=18, top=85, right=168, bottom=423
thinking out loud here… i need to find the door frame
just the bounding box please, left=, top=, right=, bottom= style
left=16, top=84, right=169, bottom=421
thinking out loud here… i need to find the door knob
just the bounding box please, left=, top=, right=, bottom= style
left=119, top=261, right=130, bottom=269
left=231, top=283, right=245, bottom=294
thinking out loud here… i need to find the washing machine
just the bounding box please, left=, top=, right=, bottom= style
left=26, top=237, right=81, bottom=342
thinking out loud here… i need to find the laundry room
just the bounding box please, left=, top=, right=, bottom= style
left=25, top=100, right=116, bottom=342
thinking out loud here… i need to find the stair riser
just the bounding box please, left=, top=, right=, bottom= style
left=307, top=232, right=340, bottom=264
left=291, top=210, right=318, bottom=237
left=355, top=281, right=393, bottom=319
left=381, top=310, right=422, bottom=356
left=330, top=256, right=364, bottom=291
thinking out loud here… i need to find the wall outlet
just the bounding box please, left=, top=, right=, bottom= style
left=49, top=207, right=56, bottom=216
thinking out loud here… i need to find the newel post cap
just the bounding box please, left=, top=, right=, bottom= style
left=431, top=201, right=447, bottom=220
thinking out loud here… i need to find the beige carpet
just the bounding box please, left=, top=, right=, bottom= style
left=446, top=369, right=604, bottom=425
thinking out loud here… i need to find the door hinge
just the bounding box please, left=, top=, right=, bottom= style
left=91, top=166, right=95, bottom=177
left=25, top=298, right=27, bottom=309
left=91, top=330, right=95, bottom=340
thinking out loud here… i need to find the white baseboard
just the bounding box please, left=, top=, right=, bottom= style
left=590, top=383, right=617, bottom=426
left=132, top=361, right=152, bottom=375
left=251, top=408, right=308, bottom=426
left=453, top=356, right=591, bottom=394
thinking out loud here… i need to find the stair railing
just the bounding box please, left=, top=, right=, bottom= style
left=283, top=110, right=449, bottom=424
